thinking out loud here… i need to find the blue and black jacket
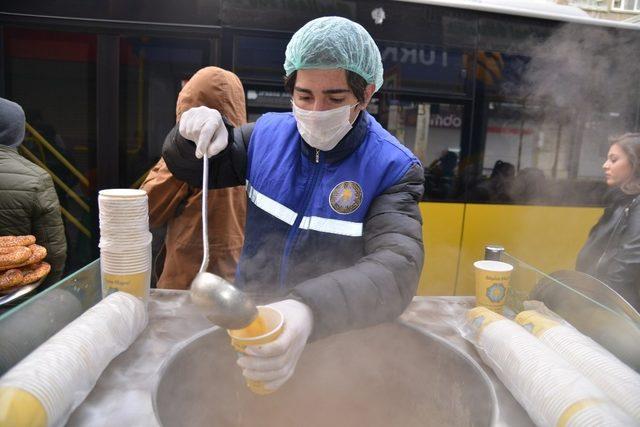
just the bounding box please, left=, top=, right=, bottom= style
left=163, top=111, right=425, bottom=340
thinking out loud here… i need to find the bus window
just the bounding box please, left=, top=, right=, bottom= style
left=374, top=94, right=466, bottom=201
left=479, top=102, right=577, bottom=204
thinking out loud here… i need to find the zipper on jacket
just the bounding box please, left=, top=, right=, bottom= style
left=278, top=150, right=323, bottom=288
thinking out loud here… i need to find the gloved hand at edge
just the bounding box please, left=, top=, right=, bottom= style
left=178, top=106, right=229, bottom=159
left=237, top=299, right=313, bottom=392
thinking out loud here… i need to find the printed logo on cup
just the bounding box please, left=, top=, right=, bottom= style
left=486, top=283, right=506, bottom=303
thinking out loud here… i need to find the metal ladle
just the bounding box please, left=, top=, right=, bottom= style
left=189, top=154, right=258, bottom=330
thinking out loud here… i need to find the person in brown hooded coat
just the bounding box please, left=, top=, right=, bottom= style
left=141, top=67, right=247, bottom=288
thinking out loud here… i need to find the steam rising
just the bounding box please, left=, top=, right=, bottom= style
left=521, top=24, right=640, bottom=129
left=484, top=24, right=640, bottom=205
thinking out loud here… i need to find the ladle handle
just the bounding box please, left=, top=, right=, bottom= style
left=199, top=154, right=210, bottom=273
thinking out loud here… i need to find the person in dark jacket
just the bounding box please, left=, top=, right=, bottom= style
left=163, top=17, right=424, bottom=391
left=576, top=133, right=640, bottom=310
left=0, top=97, right=67, bottom=285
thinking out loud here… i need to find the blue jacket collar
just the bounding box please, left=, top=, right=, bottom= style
left=299, top=111, right=369, bottom=163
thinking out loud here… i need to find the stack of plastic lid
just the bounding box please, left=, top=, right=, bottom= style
left=98, top=189, right=151, bottom=301
left=516, top=310, right=640, bottom=422
left=466, top=307, right=635, bottom=427
left=0, top=292, right=147, bottom=427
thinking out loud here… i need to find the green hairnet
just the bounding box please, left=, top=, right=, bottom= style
left=284, top=16, right=384, bottom=92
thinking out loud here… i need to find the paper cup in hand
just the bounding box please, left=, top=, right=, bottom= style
left=473, top=260, right=513, bottom=314
left=227, top=306, right=284, bottom=395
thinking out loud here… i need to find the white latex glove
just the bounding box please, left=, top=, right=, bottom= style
left=237, top=299, right=313, bottom=392
left=178, top=106, right=229, bottom=159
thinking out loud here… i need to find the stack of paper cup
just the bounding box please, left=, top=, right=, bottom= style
left=0, top=292, right=147, bottom=427
left=98, top=189, right=152, bottom=301
left=516, top=310, right=640, bottom=421
left=466, top=307, right=636, bottom=427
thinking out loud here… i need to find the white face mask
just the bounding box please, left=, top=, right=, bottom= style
left=292, top=101, right=359, bottom=151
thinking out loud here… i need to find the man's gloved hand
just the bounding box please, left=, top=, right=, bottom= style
left=237, top=299, right=313, bottom=392
left=178, top=106, right=229, bottom=159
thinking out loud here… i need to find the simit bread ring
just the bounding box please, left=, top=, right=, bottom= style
left=0, top=244, right=48, bottom=271
left=0, top=269, right=24, bottom=291
left=0, top=246, right=32, bottom=269
left=0, top=235, right=36, bottom=248
left=19, top=262, right=51, bottom=285
left=0, top=244, right=47, bottom=271
left=24, top=244, right=47, bottom=265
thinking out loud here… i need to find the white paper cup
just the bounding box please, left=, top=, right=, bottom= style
left=101, top=261, right=150, bottom=269
left=101, top=256, right=150, bottom=264
left=100, top=242, right=151, bottom=255
left=98, top=202, right=147, bottom=210
left=100, top=215, right=147, bottom=222
left=473, top=260, right=513, bottom=314
left=100, top=248, right=150, bottom=262
left=98, top=197, right=147, bottom=205
left=98, top=204, right=147, bottom=211
left=99, top=234, right=152, bottom=245
left=99, top=214, right=148, bottom=223
left=101, top=263, right=150, bottom=274
left=99, top=216, right=148, bottom=224
left=101, top=265, right=151, bottom=275
left=101, top=269, right=150, bottom=300
left=98, top=199, right=147, bottom=208
left=100, top=220, right=146, bottom=227
left=98, top=208, right=147, bottom=215
left=100, top=226, right=150, bottom=234
left=99, top=189, right=147, bottom=199
left=99, top=233, right=152, bottom=249
left=100, top=244, right=151, bottom=274
left=100, top=234, right=153, bottom=241
left=101, top=256, right=150, bottom=270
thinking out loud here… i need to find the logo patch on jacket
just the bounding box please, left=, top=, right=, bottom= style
left=329, top=181, right=363, bottom=215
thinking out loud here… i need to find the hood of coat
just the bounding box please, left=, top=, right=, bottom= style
left=0, top=97, right=26, bottom=148
left=176, top=67, right=247, bottom=128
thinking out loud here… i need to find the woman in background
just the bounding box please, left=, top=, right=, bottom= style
left=576, top=133, right=640, bottom=310
left=141, top=67, right=247, bottom=288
